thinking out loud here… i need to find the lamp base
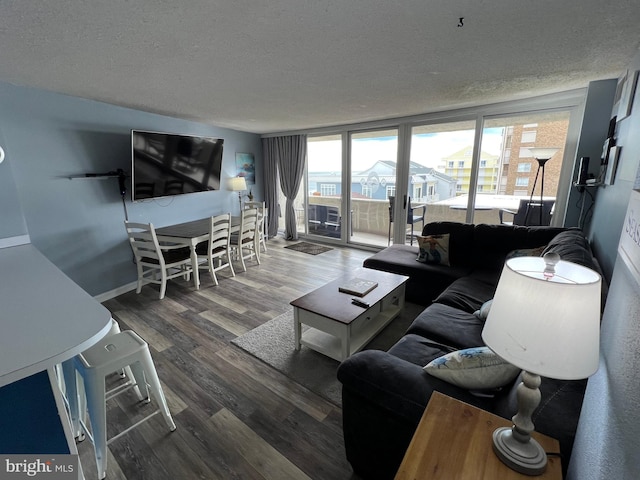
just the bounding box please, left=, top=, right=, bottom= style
left=492, top=426, right=547, bottom=476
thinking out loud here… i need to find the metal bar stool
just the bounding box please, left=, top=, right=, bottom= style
left=61, top=319, right=144, bottom=441
left=74, top=330, right=176, bottom=479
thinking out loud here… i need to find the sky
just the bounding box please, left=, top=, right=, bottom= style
left=307, top=128, right=504, bottom=173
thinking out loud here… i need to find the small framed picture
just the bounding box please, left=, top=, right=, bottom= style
left=604, top=146, right=621, bottom=185
left=601, top=137, right=612, bottom=165
left=235, top=153, right=255, bottom=185
left=614, top=70, right=639, bottom=121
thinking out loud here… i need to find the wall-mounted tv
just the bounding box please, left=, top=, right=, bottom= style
left=131, top=130, right=224, bottom=202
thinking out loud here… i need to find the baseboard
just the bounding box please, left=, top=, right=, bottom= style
left=94, top=281, right=137, bottom=303
left=0, top=234, right=31, bottom=249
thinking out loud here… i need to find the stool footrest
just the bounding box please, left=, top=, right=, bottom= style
left=80, top=409, right=163, bottom=447
left=106, top=410, right=161, bottom=445
left=105, top=380, right=147, bottom=402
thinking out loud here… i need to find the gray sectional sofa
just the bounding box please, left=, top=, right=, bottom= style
left=337, top=222, right=606, bottom=479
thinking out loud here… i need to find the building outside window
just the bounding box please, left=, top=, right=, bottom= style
left=386, top=186, right=396, bottom=199
left=515, top=177, right=529, bottom=187
left=517, top=162, right=532, bottom=172
left=521, top=130, right=537, bottom=143
left=320, top=184, right=336, bottom=196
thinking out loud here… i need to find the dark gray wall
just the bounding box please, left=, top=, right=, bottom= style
left=0, top=82, right=262, bottom=296
left=564, top=79, right=617, bottom=231
left=587, top=68, right=640, bottom=280
left=568, top=52, right=640, bottom=480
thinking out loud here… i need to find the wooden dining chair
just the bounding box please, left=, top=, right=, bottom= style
left=194, top=213, right=235, bottom=286
left=230, top=208, right=261, bottom=272
left=124, top=221, right=193, bottom=299
left=245, top=201, right=268, bottom=252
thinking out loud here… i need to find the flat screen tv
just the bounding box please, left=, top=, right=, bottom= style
left=131, top=130, right=224, bottom=202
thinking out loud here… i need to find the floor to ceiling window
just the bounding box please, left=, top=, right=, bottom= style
left=277, top=91, right=582, bottom=247
left=294, top=134, right=343, bottom=238
left=408, top=120, right=476, bottom=225
left=349, top=129, right=398, bottom=246
left=408, top=113, right=571, bottom=227
left=475, top=111, right=570, bottom=226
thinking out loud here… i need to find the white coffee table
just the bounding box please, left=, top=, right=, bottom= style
left=290, top=268, right=409, bottom=361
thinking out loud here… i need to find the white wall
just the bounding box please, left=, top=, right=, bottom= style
left=0, top=126, right=28, bottom=241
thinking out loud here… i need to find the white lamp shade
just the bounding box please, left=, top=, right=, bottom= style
left=527, top=147, right=560, bottom=160
left=228, top=176, right=247, bottom=191
left=482, top=256, right=601, bottom=380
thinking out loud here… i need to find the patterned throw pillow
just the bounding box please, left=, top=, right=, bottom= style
left=416, top=234, right=450, bottom=266
left=473, top=299, right=493, bottom=321
left=423, top=346, right=521, bottom=390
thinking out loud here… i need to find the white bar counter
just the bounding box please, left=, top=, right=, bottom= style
left=0, top=242, right=112, bottom=478
left=0, top=243, right=112, bottom=387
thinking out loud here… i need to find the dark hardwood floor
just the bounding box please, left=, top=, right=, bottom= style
left=78, top=237, right=371, bottom=480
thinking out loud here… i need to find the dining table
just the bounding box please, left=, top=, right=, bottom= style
left=155, top=216, right=240, bottom=290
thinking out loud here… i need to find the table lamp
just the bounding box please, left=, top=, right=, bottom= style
left=229, top=176, right=247, bottom=212
left=527, top=147, right=559, bottom=225
left=482, top=252, right=601, bottom=475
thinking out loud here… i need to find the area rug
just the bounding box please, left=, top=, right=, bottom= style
left=284, top=241, right=333, bottom=255
left=231, top=302, right=425, bottom=405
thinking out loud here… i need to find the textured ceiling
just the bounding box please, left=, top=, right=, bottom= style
left=1, top=1, right=639, bottom=134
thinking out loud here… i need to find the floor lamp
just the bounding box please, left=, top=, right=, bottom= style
left=526, top=148, right=559, bottom=225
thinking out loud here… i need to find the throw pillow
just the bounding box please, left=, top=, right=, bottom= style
left=423, top=346, right=520, bottom=390
left=505, top=245, right=546, bottom=260
left=473, top=299, right=493, bottom=322
left=417, top=234, right=450, bottom=266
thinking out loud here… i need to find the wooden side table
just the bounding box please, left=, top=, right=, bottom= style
left=395, top=392, right=563, bottom=480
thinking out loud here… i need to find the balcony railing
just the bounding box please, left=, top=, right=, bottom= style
left=285, top=194, right=554, bottom=245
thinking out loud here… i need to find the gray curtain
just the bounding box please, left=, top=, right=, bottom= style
left=262, top=135, right=307, bottom=240
left=262, top=138, right=280, bottom=239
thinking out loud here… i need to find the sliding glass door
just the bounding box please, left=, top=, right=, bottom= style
left=408, top=120, right=477, bottom=225
left=303, top=134, right=343, bottom=239
left=349, top=129, right=399, bottom=247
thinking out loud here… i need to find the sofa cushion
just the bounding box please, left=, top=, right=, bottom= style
left=433, top=274, right=497, bottom=313
left=543, top=230, right=596, bottom=269
left=363, top=244, right=471, bottom=305
left=541, top=229, right=609, bottom=309
left=423, top=346, right=521, bottom=390
left=387, top=333, right=454, bottom=367
left=416, top=234, right=450, bottom=265
left=470, top=224, right=566, bottom=270
left=406, top=303, right=485, bottom=349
